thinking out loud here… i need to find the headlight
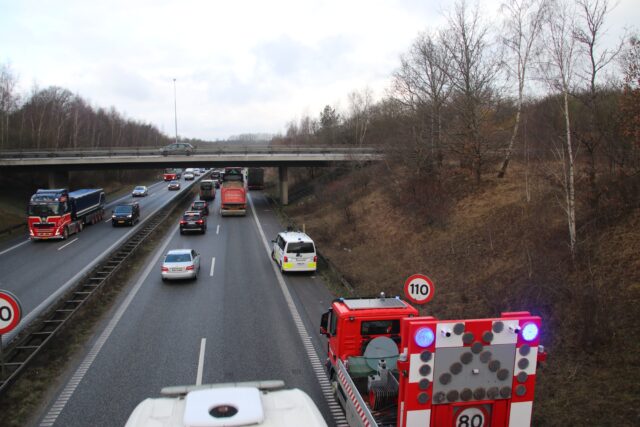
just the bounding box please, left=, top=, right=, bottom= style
left=127, top=215, right=132, bottom=218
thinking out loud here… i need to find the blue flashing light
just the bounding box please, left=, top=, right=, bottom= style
left=522, top=323, right=539, bottom=342
left=414, top=327, right=435, bottom=348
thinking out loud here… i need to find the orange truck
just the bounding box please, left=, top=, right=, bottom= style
left=28, top=188, right=106, bottom=240
left=220, top=167, right=247, bottom=216
left=320, top=295, right=546, bottom=427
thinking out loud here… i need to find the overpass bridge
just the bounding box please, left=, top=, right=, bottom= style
left=0, top=145, right=383, bottom=204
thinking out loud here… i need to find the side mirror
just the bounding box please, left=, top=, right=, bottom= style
left=320, top=310, right=331, bottom=337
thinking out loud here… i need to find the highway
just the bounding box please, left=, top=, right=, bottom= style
left=0, top=177, right=201, bottom=343
left=33, top=190, right=341, bottom=426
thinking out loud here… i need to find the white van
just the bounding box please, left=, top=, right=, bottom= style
left=271, top=231, right=317, bottom=273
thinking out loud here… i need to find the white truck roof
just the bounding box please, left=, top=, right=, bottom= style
left=125, top=385, right=327, bottom=427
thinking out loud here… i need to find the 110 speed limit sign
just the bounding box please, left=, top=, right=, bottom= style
left=0, top=290, right=22, bottom=335
left=404, top=274, right=435, bottom=305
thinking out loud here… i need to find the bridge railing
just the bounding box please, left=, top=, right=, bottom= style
left=0, top=145, right=383, bottom=159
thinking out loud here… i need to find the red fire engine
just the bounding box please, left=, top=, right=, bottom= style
left=320, top=295, right=546, bottom=427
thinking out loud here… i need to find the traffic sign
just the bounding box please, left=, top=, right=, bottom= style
left=454, top=406, right=488, bottom=427
left=0, top=290, right=22, bottom=335
left=404, top=274, right=435, bottom=305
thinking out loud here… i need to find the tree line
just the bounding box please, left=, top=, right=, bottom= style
left=0, top=72, right=171, bottom=151
left=275, top=0, right=640, bottom=259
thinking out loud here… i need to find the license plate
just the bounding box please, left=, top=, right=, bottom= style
left=171, top=268, right=182, bottom=272
left=297, top=262, right=305, bottom=266
left=118, top=221, right=125, bottom=223
left=188, top=221, right=195, bottom=225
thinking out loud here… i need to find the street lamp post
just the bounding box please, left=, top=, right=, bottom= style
left=173, top=78, right=178, bottom=144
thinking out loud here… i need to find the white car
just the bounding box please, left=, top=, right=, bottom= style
left=183, top=172, right=195, bottom=180
left=161, top=249, right=201, bottom=281
left=131, top=186, right=148, bottom=197
left=271, top=231, right=317, bottom=273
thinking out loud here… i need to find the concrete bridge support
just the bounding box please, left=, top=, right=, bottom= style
left=48, top=171, right=69, bottom=189
left=279, top=166, right=289, bottom=206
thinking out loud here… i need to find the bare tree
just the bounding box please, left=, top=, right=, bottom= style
left=573, top=0, right=624, bottom=208
left=542, top=0, right=579, bottom=257
left=392, top=32, right=452, bottom=166
left=0, top=63, right=20, bottom=148
left=347, top=87, right=373, bottom=147
left=497, top=0, right=548, bottom=178
left=441, top=0, right=500, bottom=182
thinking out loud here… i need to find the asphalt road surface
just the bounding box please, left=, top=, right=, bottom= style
left=36, top=190, right=342, bottom=426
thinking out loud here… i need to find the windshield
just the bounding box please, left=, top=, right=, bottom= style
left=165, top=254, right=191, bottom=262
left=192, top=202, right=205, bottom=208
left=114, top=206, right=132, bottom=214
left=134, top=187, right=145, bottom=191
left=183, top=213, right=201, bottom=220
left=28, top=203, right=61, bottom=216
left=286, top=242, right=315, bottom=254
left=200, top=183, right=212, bottom=190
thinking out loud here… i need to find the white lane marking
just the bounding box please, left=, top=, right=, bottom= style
left=248, top=194, right=347, bottom=425
left=0, top=239, right=29, bottom=256
left=210, top=257, right=216, bottom=277
left=104, top=217, right=112, bottom=223
left=38, top=221, right=178, bottom=427
left=57, top=238, right=79, bottom=251
left=216, top=224, right=220, bottom=235
left=196, top=338, right=206, bottom=386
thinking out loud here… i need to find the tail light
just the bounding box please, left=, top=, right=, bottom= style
left=284, top=256, right=288, bottom=263
left=180, top=220, right=186, bottom=225
left=314, top=256, right=317, bottom=262
left=196, top=220, right=203, bottom=224
left=161, top=266, right=169, bottom=272
left=186, top=265, right=195, bottom=270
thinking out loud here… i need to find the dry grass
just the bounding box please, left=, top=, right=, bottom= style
left=284, top=161, right=640, bottom=425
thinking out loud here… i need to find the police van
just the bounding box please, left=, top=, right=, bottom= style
left=271, top=231, right=317, bottom=273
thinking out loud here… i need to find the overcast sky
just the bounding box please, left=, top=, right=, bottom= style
left=1, top=0, right=637, bottom=141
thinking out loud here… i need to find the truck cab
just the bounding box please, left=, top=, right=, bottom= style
left=321, top=296, right=418, bottom=363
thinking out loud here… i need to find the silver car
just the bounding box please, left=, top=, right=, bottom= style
left=132, top=185, right=148, bottom=197
left=161, top=249, right=201, bottom=281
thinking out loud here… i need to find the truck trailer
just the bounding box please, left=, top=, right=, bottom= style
left=220, top=167, right=247, bottom=216
left=248, top=167, right=265, bottom=190
left=28, top=188, right=106, bottom=240
left=320, top=295, right=546, bottom=427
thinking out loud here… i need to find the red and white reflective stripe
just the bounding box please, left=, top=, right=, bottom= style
left=337, top=366, right=371, bottom=427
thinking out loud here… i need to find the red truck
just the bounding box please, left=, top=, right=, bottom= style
left=220, top=167, right=247, bottom=216
left=163, top=168, right=177, bottom=181
left=28, top=188, right=106, bottom=240
left=320, top=295, right=546, bottom=427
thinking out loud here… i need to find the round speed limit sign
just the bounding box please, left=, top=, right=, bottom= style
left=0, top=290, right=22, bottom=335
left=404, top=274, right=435, bottom=305
left=454, top=406, right=488, bottom=427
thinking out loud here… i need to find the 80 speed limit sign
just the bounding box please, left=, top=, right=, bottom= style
left=0, top=290, right=22, bottom=335
left=403, top=274, right=435, bottom=305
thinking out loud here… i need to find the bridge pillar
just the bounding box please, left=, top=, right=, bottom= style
left=48, top=171, right=69, bottom=189
left=279, top=166, right=289, bottom=205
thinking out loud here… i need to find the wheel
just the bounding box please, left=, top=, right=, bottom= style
left=62, top=227, right=68, bottom=240
left=271, top=250, right=275, bottom=261
left=180, top=229, right=184, bottom=235
left=162, top=277, right=167, bottom=282
left=78, top=221, right=83, bottom=232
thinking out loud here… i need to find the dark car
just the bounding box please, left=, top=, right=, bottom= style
left=160, top=142, right=195, bottom=156
left=191, top=200, right=209, bottom=216
left=112, top=203, right=140, bottom=226
left=180, top=211, right=207, bottom=234
left=168, top=180, right=181, bottom=191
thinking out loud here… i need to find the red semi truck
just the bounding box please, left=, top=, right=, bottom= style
left=163, top=168, right=177, bottom=181
left=320, top=295, right=546, bottom=427
left=220, top=167, right=247, bottom=216
left=28, top=188, right=106, bottom=240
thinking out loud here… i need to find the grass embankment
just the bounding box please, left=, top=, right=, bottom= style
left=281, top=162, right=640, bottom=426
